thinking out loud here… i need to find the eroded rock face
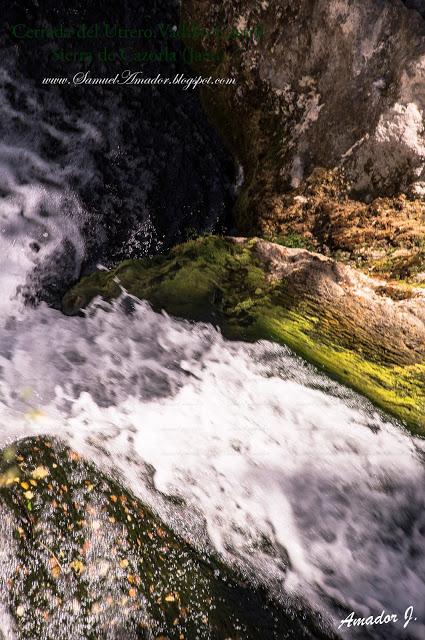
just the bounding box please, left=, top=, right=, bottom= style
left=183, top=0, right=425, bottom=262
left=252, top=238, right=425, bottom=366
left=186, top=0, right=425, bottom=196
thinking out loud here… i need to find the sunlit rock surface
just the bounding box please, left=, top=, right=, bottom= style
left=182, top=0, right=425, bottom=270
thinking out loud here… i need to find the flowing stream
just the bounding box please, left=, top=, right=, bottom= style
left=0, top=297, right=424, bottom=639
left=0, top=5, right=425, bottom=637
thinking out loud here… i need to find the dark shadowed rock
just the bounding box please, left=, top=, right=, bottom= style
left=0, top=436, right=336, bottom=640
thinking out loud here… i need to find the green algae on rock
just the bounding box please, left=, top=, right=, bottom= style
left=0, top=436, right=333, bottom=640
left=63, top=236, right=425, bottom=435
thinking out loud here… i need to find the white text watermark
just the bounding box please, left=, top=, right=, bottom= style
left=42, top=70, right=236, bottom=90
left=338, top=606, right=418, bottom=631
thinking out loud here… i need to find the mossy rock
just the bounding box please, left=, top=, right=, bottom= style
left=0, top=437, right=333, bottom=640
left=63, top=236, right=425, bottom=435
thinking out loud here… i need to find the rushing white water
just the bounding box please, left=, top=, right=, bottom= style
left=0, top=297, right=424, bottom=639
left=0, top=56, right=228, bottom=313
left=0, top=39, right=424, bottom=640
left=0, top=63, right=109, bottom=311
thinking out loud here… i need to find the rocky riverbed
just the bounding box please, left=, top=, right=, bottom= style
left=0, top=1, right=424, bottom=639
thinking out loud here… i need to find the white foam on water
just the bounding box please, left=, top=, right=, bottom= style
left=0, top=49, right=424, bottom=640
left=0, top=143, right=85, bottom=308
left=0, top=67, right=103, bottom=310
left=0, top=299, right=423, bottom=639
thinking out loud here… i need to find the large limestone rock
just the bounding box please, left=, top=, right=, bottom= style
left=182, top=0, right=425, bottom=270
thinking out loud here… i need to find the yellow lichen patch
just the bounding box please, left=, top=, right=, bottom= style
left=70, top=559, right=85, bottom=575
left=0, top=468, right=19, bottom=487
left=164, top=593, right=177, bottom=602
left=31, top=466, right=49, bottom=480
left=49, top=557, right=61, bottom=579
